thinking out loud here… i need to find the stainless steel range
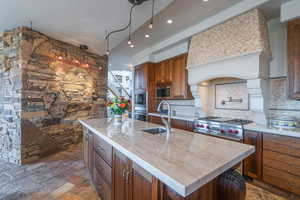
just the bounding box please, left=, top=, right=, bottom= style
left=194, top=117, right=253, bottom=141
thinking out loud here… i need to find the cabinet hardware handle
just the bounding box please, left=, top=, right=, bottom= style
left=122, top=169, right=126, bottom=180
left=125, top=171, right=131, bottom=184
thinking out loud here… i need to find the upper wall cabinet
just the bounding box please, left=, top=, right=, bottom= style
left=154, top=54, right=193, bottom=100
left=288, top=18, right=300, bottom=99
left=155, top=59, right=173, bottom=86
left=171, top=54, right=193, bottom=99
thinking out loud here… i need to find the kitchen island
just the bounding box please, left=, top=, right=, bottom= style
left=80, top=118, right=255, bottom=200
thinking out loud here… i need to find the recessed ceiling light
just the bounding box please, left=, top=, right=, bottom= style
left=145, top=34, right=150, bottom=38
left=130, top=44, right=134, bottom=48
left=167, top=19, right=173, bottom=24
left=203, top=0, right=208, bottom=2
left=128, top=40, right=132, bottom=45
left=148, top=23, right=153, bottom=29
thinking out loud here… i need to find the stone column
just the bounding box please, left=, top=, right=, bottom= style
left=247, top=79, right=269, bottom=125
left=190, top=84, right=208, bottom=118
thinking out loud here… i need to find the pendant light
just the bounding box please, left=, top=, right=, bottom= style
left=105, top=0, right=154, bottom=55
left=149, top=0, right=155, bottom=29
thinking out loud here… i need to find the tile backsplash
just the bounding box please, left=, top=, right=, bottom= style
left=269, top=77, right=300, bottom=121
left=162, top=77, right=300, bottom=123
left=164, top=100, right=196, bottom=117
left=206, top=78, right=254, bottom=120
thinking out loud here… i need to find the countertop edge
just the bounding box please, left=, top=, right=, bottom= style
left=244, top=123, right=300, bottom=139
left=148, top=113, right=195, bottom=122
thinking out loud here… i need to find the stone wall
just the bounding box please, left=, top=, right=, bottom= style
left=0, top=28, right=22, bottom=164
left=0, top=27, right=107, bottom=165
left=187, top=9, right=271, bottom=68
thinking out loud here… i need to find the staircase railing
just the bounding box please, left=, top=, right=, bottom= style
left=108, top=70, right=131, bottom=99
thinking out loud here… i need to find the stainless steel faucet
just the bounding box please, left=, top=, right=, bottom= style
left=157, top=100, right=171, bottom=134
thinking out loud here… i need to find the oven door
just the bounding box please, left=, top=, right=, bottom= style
left=135, top=93, right=146, bottom=105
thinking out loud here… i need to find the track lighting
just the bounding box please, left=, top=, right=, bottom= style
left=105, top=0, right=155, bottom=54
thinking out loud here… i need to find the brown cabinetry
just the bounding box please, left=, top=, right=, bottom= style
left=262, top=134, right=300, bottom=195
left=84, top=129, right=245, bottom=200
left=156, top=59, right=173, bottom=85
left=154, top=54, right=193, bottom=100
left=134, top=63, right=156, bottom=113
left=243, top=130, right=262, bottom=180
left=288, top=18, right=300, bottom=99
left=149, top=115, right=194, bottom=132
left=113, top=149, right=133, bottom=200
left=92, top=134, right=113, bottom=200
left=83, top=129, right=94, bottom=177
left=171, top=54, right=193, bottom=99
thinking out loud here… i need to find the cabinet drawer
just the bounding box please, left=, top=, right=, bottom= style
left=94, top=168, right=112, bottom=200
left=263, top=166, right=300, bottom=195
left=94, top=135, right=112, bottom=166
left=264, top=150, right=300, bottom=177
left=263, top=134, right=300, bottom=157
left=94, top=151, right=112, bottom=186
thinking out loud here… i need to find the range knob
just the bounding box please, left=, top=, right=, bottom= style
left=233, top=130, right=239, bottom=134
left=206, top=125, right=210, bottom=129
left=220, top=129, right=225, bottom=133
left=228, top=129, right=233, bottom=133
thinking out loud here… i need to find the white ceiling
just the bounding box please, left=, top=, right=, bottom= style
left=0, top=0, right=173, bottom=54
left=109, top=0, right=243, bottom=70
left=109, top=0, right=292, bottom=71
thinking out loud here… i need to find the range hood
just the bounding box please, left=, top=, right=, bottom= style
left=187, top=9, right=271, bottom=125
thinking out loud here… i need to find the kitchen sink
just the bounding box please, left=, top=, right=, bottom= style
left=142, top=127, right=167, bottom=135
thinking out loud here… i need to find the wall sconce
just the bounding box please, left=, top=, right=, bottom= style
left=82, top=63, right=90, bottom=68
left=73, top=59, right=80, bottom=64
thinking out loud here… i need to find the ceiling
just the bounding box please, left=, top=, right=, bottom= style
left=0, top=0, right=173, bottom=54
left=0, top=0, right=292, bottom=71
left=109, top=0, right=243, bottom=70
left=109, top=0, right=292, bottom=71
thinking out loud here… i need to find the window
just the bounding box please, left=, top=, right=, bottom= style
left=115, top=75, right=122, bottom=83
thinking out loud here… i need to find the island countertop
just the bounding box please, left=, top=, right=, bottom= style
left=79, top=118, right=254, bottom=197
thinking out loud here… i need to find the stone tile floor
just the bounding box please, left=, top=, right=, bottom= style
left=0, top=143, right=287, bottom=200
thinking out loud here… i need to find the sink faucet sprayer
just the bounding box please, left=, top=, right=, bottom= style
left=157, top=100, right=171, bottom=134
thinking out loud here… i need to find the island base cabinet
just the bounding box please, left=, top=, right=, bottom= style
left=243, top=130, right=262, bottom=180
left=94, top=168, right=112, bottom=200
left=84, top=130, right=247, bottom=200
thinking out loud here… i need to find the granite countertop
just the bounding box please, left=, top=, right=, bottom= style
left=148, top=112, right=195, bottom=122
left=244, top=123, right=300, bottom=138
left=79, top=118, right=254, bottom=197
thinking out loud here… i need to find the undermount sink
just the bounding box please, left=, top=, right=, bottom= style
left=142, top=127, right=167, bottom=135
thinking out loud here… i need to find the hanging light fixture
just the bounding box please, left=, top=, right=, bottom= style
left=105, top=0, right=154, bottom=55
left=149, top=0, right=155, bottom=29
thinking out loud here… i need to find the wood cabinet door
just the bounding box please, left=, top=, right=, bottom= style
left=94, top=167, right=112, bottom=200
left=113, top=149, right=133, bottom=200
left=171, top=119, right=187, bottom=130
left=288, top=19, right=300, bottom=99
left=243, top=130, right=262, bottom=180
left=132, top=164, right=152, bottom=200
left=172, top=54, right=187, bottom=99
left=155, top=60, right=172, bottom=86
left=149, top=116, right=163, bottom=125
left=88, top=131, right=94, bottom=177
left=83, top=129, right=89, bottom=168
